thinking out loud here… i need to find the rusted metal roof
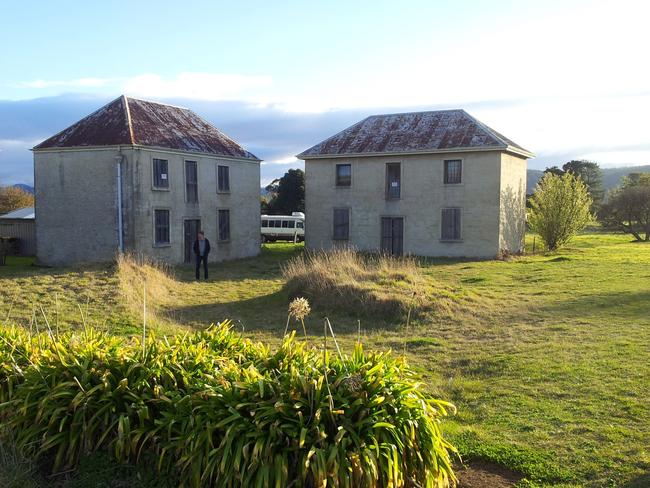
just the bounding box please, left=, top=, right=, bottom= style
left=34, top=96, right=259, bottom=160
left=297, top=109, right=532, bottom=159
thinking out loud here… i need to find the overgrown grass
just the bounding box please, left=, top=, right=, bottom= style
left=1, top=235, right=649, bottom=486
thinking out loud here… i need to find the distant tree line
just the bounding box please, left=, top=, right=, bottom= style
left=261, top=169, right=305, bottom=215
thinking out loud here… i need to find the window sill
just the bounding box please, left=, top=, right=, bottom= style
left=152, top=187, right=170, bottom=192
left=439, top=239, right=463, bottom=243
left=153, top=243, right=172, bottom=248
left=332, top=237, right=349, bottom=241
left=217, top=190, right=231, bottom=195
left=442, top=182, right=464, bottom=187
left=334, top=185, right=351, bottom=189
left=217, top=239, right=231, bottom=244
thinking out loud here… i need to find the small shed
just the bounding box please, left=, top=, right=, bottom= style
left=0, top=206, right=36, bottom=256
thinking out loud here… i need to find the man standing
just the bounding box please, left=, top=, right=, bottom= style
left=193, top=230, right=211, bottom=280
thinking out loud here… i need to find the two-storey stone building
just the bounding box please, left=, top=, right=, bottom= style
left=33, top=96, right=261, bottom=265
left=298, top=110, right=533, bottom=258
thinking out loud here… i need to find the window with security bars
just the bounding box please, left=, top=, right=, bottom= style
left=386, top=163, right=401, bottom=199
left=441, top=208, right=461, bottom=240
left=217, top=165, right=230, bottom=192
left=154, top=209, right=170, bottom=245
left=153, top=159, right=169, bottom=188
left=444, top=160, right=462, bottom=184
left=218, top=209, right=230, bottom=241
left=333, top=208, right=350, bottom=240
left=185, top=161, right=198, bottom=203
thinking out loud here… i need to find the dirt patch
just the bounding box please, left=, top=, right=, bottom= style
left=456, top=460, right=523, bottom=488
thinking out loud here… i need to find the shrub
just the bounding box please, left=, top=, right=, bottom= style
left=0, top=323, right=457, bottom=487
left=282, top=248, right=426, bottom=319
left=528, top=173, right=593, bottom=251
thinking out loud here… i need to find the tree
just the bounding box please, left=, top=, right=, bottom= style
left=562, top=160, right=604, bottom=212
left=544, top=166, right=565, bottom=176
left=0, top=186, right=34, bottom=214
left=528, top=172, right=593, bottom=251
left=600, top=173, right=650, bottom=241
left=266, top=169, right=305, bottom=215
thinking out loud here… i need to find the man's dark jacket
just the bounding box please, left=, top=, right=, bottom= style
left=193, top=239, right=211, bottom=256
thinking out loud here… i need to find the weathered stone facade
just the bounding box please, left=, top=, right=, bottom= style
left=303, top=150, right=527, bottom=258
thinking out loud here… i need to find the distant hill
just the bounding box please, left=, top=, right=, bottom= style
left=526, top=165, right=650, bottom=193
left=12, top=184, right=34, bottom=194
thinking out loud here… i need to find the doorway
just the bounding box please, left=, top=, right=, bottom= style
left=381, top=217, right=403, bottom=256
left=184, top=219, right=201, bottom=263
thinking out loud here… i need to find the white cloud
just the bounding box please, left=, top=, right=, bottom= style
left=121, top=72, right=273, bottom=102
left=20, top=77, right=114, bottom=89
left=265, top=155, right=300, bottom=165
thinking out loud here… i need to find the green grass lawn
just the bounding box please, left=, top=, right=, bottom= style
left=1, top=233, right=649, bottom=487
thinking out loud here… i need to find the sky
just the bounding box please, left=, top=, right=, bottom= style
left=1, top=0, right=649, bottom=185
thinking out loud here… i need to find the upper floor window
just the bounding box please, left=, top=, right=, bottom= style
left=386, top=163, right=401, bottom=199
left=441, top=208, right=462, bottom=241
left=154, top=209, right=170, bottom=245
left=335, top=164, right=352, bottom=187
left=153, top=158, right=169, bottom=189
left=185, top=161, right=198, bottom=203
left=217, top=165, right=230, bottom=193
left=333, top=208, right=350, bottom=240
left=444, top=160, right=462, bottom=184
left=218, top=209, right=230, bottom=241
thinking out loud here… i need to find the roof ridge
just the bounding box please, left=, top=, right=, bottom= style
left=124, top=95, right=190, bottom=111
left=367, top=108, right=464, bottom=118
left=122, top=95, right=135, bottom=145
left=459, top=109, right=509, bottom=148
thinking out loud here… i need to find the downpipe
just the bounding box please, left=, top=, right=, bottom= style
left=115, top=151, right=124, bottom=253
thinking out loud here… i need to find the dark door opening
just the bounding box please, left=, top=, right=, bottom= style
left=381, top=217, right=403, bottom=256
left=184, top=219, right=201, bottom=263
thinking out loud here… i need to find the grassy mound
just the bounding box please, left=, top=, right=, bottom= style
left=282, top=248, right=467, bottom=320
left=0, top=323, right=457, bottom=487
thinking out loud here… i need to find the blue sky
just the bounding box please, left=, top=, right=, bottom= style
left=1, top=0, right=649, bottom=184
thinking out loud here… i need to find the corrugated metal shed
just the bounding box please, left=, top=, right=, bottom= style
left=298, top=109, right=533, bottom=159
left=0, top=207, right=36, bottom=256
left=33, top=96, right=259, bottom=160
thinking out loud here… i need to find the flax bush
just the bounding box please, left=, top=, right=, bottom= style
left=0, top=323, right=457, bottom=487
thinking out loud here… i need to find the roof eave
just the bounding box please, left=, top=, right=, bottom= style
left=298, top=145, right=534, bottom=160
left=32, top=143, right=262, bottom=162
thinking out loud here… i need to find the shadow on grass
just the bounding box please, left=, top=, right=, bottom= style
left=622, top=472, right=650, bottom=488
left=536, top=290, right=650, bottom=319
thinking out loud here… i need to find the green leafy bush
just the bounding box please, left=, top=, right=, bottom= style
left=0, top=323, right=456, bottom=487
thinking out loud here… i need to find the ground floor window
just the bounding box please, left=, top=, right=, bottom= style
left=218, top=209, right=230, bottom=241
left=441, top=208, right=461, bottom=240
left=154, top=209, right=170, bottom=245
left=381, top=217, right=403, bottom=256
left=333, top=208, right=350, bottom=240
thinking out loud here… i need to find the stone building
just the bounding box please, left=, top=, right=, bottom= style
left=298, top=110, right=533, bottom=257
left=34, top=96, right=261, bottom=265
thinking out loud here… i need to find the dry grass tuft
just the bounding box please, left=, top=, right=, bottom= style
left=282, top=248, right=436, bottom=319
left=116, top=253, right=177, bottom=321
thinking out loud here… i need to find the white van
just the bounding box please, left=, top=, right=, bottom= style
left=261, top=212, right=305, bottom=242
